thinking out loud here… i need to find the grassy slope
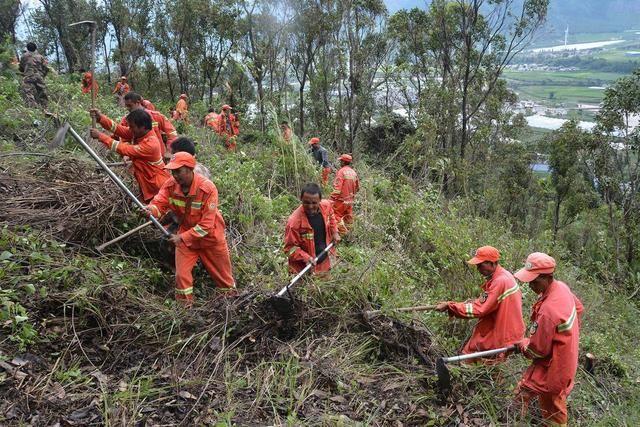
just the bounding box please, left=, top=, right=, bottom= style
left=1, top=75, right=639, bottom=425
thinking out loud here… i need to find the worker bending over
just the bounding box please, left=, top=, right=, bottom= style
left=145, top=152, right=236, bottom=306
left=435, top=246, right=524, bottom=362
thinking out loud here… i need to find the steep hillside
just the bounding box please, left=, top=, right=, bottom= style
left=1, top=75, right=639, bottom=425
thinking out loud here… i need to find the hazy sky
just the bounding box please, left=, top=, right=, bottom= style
left=385, top=0, right=428, bottom=13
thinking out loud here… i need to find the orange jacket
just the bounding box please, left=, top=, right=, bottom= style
left=176, top=99, right=188, bottom=116
left=81, top=72, right=98, bottom=94
left=141, top=99, right=156, bottom=111
left=216, top=113, right=240, bottom=137
left=97, top=130, right=169, bottom=203
left=520, top=280, right=584, bottom=395
left=113, top=81, right=129, bottom=95
left=99, top=109, right=177, bottom=155
left=283, top=200, right=338, bottom=273
left=148, top=173, right=227, bottom=249
left=447, top=266, right=525, bottom=353
left=204, top=112, right=219, bottom=130
left=330, top=165, right=359, bottom=204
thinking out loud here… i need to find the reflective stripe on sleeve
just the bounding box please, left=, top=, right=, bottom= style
left=498, top=283, right=520, bottom=302
left=557, top=305, right=577, bottom=332
left=193, top=225, right=207, bottom=237
left=111, top=140, right=120, bottom=152
left=465, top=302, right=474, bottom=318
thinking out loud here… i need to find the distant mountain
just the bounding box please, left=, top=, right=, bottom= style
left=384, top=0, right=640, bottom=35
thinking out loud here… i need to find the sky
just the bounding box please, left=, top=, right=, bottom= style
left=384, top=0, right=428, bottom=13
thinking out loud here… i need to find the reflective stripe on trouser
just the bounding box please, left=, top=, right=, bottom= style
left=516, top=386, right=568, bottom=427
left=175, top=240, right=236, bottom=302
left=322, top=167, right=330, bottom=185
left=333, top=202, right=353, bottom=234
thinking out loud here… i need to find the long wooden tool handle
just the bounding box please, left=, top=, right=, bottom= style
left=96, top=221, right=153, bottom=251
left=67, top=125, right=169, bottom=236
left=366, top=304, right=437, bottom=316
left=275, top=242, right=335, bottom=297
left=441, top=345, right=517, bottom=364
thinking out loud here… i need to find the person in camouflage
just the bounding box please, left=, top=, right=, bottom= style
left=19, top=42, right=49, bottom=108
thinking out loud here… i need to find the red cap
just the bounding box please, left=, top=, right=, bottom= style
left=466, top=246, right=500, bottom=264
left=308, top=137, right=320, bottom=145
left=338, top=154, right=353, bottom=163
left=222, top=104, right=231, bottom=110
left=514, top=252, right=556, bottom=282
left=165, top=152, right=196, bottom=170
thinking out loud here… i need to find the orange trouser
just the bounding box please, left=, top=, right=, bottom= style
left=332, top=202, right=353, bottom=234
left=322, top=167, right=330, bottom=185
left=224, top=136, right=237, bottom=152
left=517, top=386, right=568, bottom=426
left=175, top=240, right=236, bottom=304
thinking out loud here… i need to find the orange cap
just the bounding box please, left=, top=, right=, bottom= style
left=222, top=104, right=231, bottom=110
left=466, top=246, right=500, bottom=264
left=308, top=137, right=320, bottom=145
left=514, top=252, right=556, bottom=282
left=165, top=152, right=196, bottom=170
left=338, top=154, right=352, bottom=163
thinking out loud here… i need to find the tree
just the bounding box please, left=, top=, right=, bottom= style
left=545, top=121, right=591, bottom=240
left=0, top=0, right=22, bottom=44
left=594, top=70, right=640, bottom=274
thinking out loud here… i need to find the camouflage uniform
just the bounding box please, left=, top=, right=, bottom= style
left=19, top=51, right=49, bottom=108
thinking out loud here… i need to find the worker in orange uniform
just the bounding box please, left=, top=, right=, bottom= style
left=280, top=121, right=292, bottom=143
left=330, top=154, right=360, bottom=234
left=144, top=152, right=237, bottom=306
left=204, top=108, right=219, bottom=131
left=112, top=76, right=129, bottom=106
left=215, top=104, right=239, bottom=151
left=81, top=71, right=98, bottom=95
left=175, top=94, right=189, bottom=124
left=284, top=183, right=340, bottom=274
left=91, top=91, right=178, bottom=158
left=90, top=109, right=170, bottom=203
left=435, top=246, right=525, bottom=362
left=513, top=252, right=584, bottom=427
left=141, top=98, right=156, bottom=111
left=308, top=138, right=332, bottom=185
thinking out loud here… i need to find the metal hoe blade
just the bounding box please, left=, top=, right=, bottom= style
left=50, top=122, right=70, bottom=148
left=435, top=357, right=451, bottom=396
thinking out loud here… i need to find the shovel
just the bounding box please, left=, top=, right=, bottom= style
left=364, top=304, right=437, bottom=319
left=435, top=344, right=518, bottom=396
left=269, top=242, right=335, bottom=316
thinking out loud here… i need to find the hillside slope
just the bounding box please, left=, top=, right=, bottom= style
left=1, top=75, right=639, bottom=425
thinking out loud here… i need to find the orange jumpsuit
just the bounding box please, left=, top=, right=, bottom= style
left=446, top=266, right=525, bottom=360
left=216, top=113, right=240, bottom=151
left=283, top=200, right=338, bottom=274
left=141, top=99, right=156, bottom=111
left=176, top=99, right=189, bottom=123
left=330, top=165, right=359, bottom=233
left=148, top=174, right=236, bottom=303
left=98, top=110, right=178, bottom=156
left=81, top=72, right=98, bottom=94
left=97, top=131, right=169, bottom=203
left=112, top=81, right=129, bottom=95
left=204, top=112, right=219, bottom=131
left=518, top=280, right=584, bottom=426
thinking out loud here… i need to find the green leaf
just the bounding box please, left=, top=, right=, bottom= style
left=0, top=251, right=12, bottom=261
